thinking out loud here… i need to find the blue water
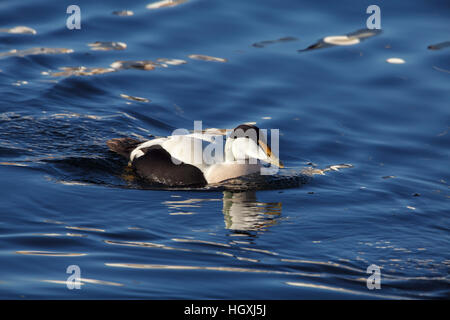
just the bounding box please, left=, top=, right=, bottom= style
left=0, top=0, right=449, bottom=299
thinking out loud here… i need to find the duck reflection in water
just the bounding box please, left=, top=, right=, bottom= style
left=222, top=191, right=282, bottom=232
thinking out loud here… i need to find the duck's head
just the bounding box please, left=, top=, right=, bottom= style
left=226, top=124, right=284, bottom=168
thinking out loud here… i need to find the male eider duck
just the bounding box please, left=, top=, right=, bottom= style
left=107, top=124, right=283, bottom=187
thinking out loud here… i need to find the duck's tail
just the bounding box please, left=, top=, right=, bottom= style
left=106, top=137, right=142, bottom=160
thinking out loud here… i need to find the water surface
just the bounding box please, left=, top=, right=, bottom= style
left=0, top=0, right=449, bottom=299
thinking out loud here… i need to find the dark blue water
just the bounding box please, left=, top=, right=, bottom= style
left=0, top=0, right=449, bottom=299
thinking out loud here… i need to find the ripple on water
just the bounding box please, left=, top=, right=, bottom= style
left=0, top=26, right=37, bottom=35
left=16, top=251, right=86, bottom=257
left=252, top=37, right=298, bottom=48
left=0, top=47, right=73, bottom=58
left=188, top=54, right=227, bottom=63
left=427, top=41, right=450, bottom=50
left=146, top=0, right=188, bottom=10
left=42, top=278, right=123, bottom=287
left=0, top=0, right=448, bottom=300
left=112, top=10, right=134, bottom=17
left=87, top=41, right=127, bottom=51
left=299, top=28, right=381, bottom=52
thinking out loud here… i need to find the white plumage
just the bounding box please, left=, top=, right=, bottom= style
left=107, top=124, right=283, bottom=186
left=129, top=126, right=282, bottom=184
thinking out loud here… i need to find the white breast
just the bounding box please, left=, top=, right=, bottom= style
left=203, top=163, right=261, bottom=184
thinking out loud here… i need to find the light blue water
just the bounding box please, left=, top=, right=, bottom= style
left=0, top=0, right=449, bottom=299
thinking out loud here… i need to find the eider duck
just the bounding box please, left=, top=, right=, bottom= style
left=107, top=124, right=283, bottom=187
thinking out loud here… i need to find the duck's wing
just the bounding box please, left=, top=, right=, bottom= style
left=130, top=133, right=226, bottom=171
left=129, top=137, right=168, bottom=161
left=132, top=145, right=207, bottom=187
left=159, top=134, right=224, bottom=171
